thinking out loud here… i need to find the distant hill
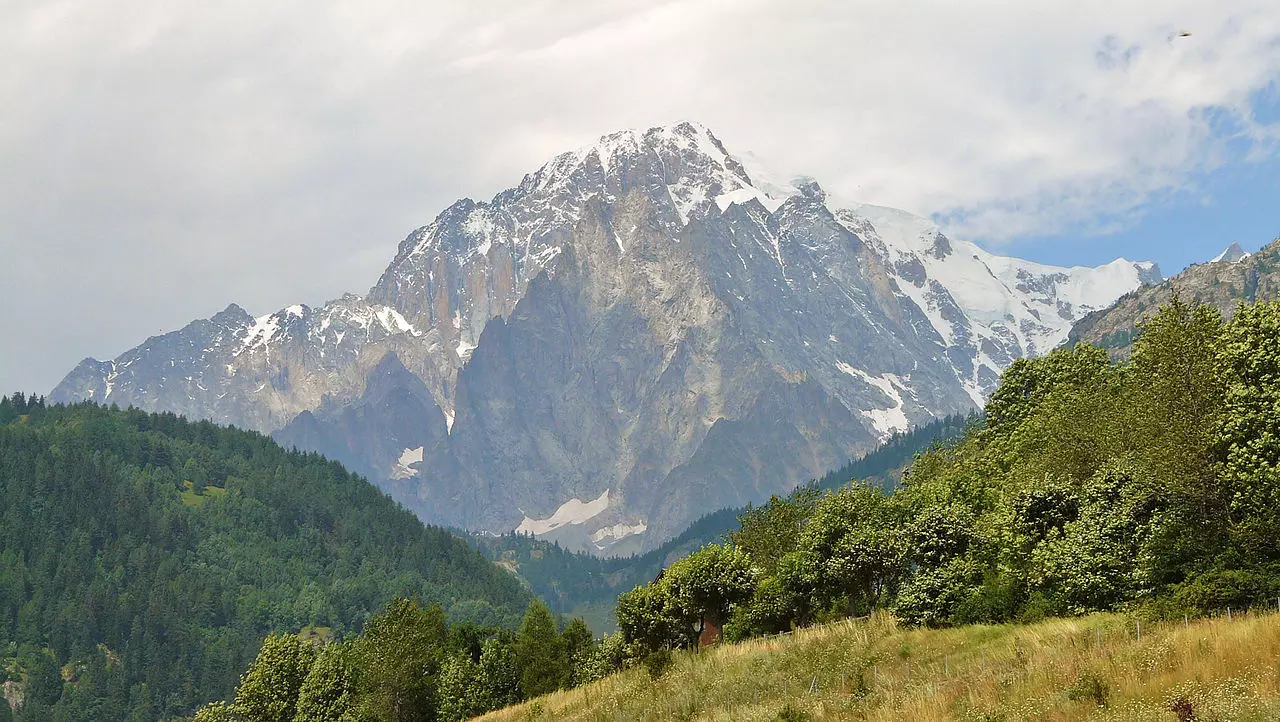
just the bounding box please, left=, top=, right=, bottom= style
left=0, top=396, right=530, bottom=721
left=472, top=414, right=972, bottom=626
left=1068, top=238, right=1280, bottom=356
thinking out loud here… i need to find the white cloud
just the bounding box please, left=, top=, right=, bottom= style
left=1, top=0, right=1278, bottom=391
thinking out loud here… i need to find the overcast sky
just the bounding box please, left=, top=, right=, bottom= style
left=3, top=0, right=1279, bottom=393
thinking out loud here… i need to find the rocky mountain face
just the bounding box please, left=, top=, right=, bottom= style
left=52, top=122, right=1160, bottom=553
left=1068, top=238, right=1279, bottom=357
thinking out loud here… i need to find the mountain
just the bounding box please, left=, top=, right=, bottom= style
left=51, top=122, right=1159, bottom=552
left=0, top=395, right=531, bottom=720
left=1068, top=237, right=1279, bottom=356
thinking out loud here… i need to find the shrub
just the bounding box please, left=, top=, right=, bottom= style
left=1066, top=672, right=1109, bottom=707
left=643, top=649, right=674, bottom=680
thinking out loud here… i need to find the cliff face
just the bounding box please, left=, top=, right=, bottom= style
left=53, top=122, right=1159, bottom=553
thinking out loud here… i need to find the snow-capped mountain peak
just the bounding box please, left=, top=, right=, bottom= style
left=52, top=122, right=1162, bottom=554
left=1212, top=242, right=1249, bottom=264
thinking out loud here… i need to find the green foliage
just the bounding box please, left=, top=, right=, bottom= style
left=192, top=701, right=242, bottom=722
left=1066, top=672, right=1110, bottom=707
left=559, top=618, right=595, bottom=687
left=577, top=633, right=633, bottom=683
left=437, top=652, right=479, bottom=722
left=1216, top=300, right=1280, bottom=561
left=474, top=637, right=521, bottom=712
left=799, top=486, right=903, bottom=615
left=295, top=644, right=358, bottom=722
left=642, top=649, right=673, bottom=680
left=615, top=579, right=696, bottom=653
left=234, top=633, right=316, bottom=722
left=616, top=297, right=1280, bottom=642
left=354, top=598, right=448, bottom=722
left=731, top=487, right=819, bottom=575
left=663, top=544, right=757, bottom=629
left=0, top=399, right=531, bottom=719
left=515, top=600, right=567, bottom=699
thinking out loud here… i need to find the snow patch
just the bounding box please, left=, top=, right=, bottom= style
left=237, top=313, right=282, bottom=356
left=836, top=363, right=911, bottom=437
left=456, top=339, right=477, bottom=361
left=1211, top=243, right=1250, bottom=264
left=516, top=490, right=611, bottom=536
left=590, top=521, right=648, bottom=548
left=390, top=446, right=424, bottom=480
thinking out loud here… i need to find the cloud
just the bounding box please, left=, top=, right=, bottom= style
left=2, top=0, right=1279, bottom=391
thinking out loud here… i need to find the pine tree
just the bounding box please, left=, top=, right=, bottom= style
left=559, top=617, right=595, bottom=686
left=514, top=600, right=567, bottom=698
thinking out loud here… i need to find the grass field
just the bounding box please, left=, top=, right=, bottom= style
left=476, top=610, right=1280, bottom=721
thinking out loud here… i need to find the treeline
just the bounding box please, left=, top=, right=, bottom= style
left=192, top=598, right=609, bottom=722
left=0, top=400, right=531, bottom=721
left=471, top=413, right=971, bottom=614
left=604, top=296, right=1280, bottom=662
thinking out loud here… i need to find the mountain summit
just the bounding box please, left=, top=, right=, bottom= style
left=52, top=122, right=1160, bottom=553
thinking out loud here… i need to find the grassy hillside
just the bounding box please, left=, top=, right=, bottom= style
left=0, top=395, right=531, bottom=720
left=477, top=610, right=1280, bottom=721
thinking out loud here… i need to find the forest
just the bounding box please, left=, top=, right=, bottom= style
left=0, top=398, right=531, bottom=721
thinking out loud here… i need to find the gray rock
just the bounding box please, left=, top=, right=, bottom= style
left=52, top=122, right=1157, bottom=553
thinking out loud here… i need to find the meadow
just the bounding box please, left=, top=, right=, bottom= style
left=476, top=609, right=1280, bottom=721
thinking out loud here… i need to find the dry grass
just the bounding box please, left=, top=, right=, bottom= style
left=474, top=610, right=1280, bottom=721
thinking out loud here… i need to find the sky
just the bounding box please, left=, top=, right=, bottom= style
left=2, top=0, right=1279, bottom=393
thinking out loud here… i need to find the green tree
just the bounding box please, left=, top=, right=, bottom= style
left=559, top=617, right=595, bottom=687
left=730, top=486, right=819, bottom=575
left=615, top=581, right=696, bottom=653
left=663, top=543, right=757, bottom=637
left=1215, top=300, right=1280, bottom=564
left=474, top=637, right=520, bottom=712
left=354, top=598, right=448, bottom=722
left=24, top=649, right=64, bottom=707
left=514, top=600, right=567, bottom=698
left=234, top=634, right=316, bottom=722
left=193, top=701, right=243, bottom=722
left=437, top=652, right=479, bottom=722
left=295, top=644, right=358, bottom=722
left=799, top=486, right=904, bottom=615
left=984, top=345, right=1112, bottom=434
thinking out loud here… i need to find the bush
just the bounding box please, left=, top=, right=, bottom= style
left=776, top=703, right=812, bottom=721
left=643, top=649, right=674, bottom=680
left=1066, top=672, right=1109, bottom=707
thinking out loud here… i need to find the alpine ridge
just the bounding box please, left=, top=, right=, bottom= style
left=52, top=122, right=1160, bottom=553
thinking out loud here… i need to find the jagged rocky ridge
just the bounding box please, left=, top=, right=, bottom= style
left=1069, top=238, right=1279, bottom=357
left=53, top=122, right=1160, bottom=553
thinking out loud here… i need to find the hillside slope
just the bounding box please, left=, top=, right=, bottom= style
left=478, top=611, right=1280, bottom=721
left=1068, top=237, right=1280, bottom=356
left=0, top=396, right=530, bottom=720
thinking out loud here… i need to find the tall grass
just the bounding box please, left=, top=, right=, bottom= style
left=475, top=610, right=1280, bottom=721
